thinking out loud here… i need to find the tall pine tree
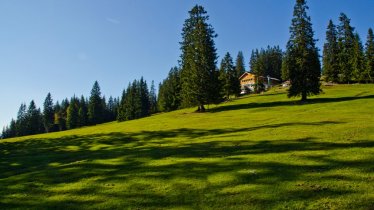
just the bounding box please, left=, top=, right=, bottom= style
left=78, top=96, right=88, bottom=127
left=219, top=52, right=240, bottom=99
left=283, top=0, right=321, bottom=101
left=180, top=5, right=219, bottom=112
left=88, top=81, right=103, bottom=125
left=149, top=80, right=158, bottom=114
left=337, top=13, right=355, bottom=83
left=322, top=20, right=339, bottom=82
left=365, top=28, right=374, bottom=82
left=16, top=103, right=27, bottom=136
left=235, top=51, right=246, bottom=78
left=158, top=67, right=181, bottom=112
left=107, top=96, right=116, bottom=121
left=139, top=77, right=150, bottom=117
left=42, top=92, right=54, bottom=133
left=352, top=33, right=365, bottom=82
left=66, top=97, right=79, bottom=129
left=26, top=100, right=43, bottom=135
left=117, top=88, right=127, bottom=121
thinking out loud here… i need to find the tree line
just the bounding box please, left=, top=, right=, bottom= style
left=322, top=14, right=374, bottom=83
left=1, top=79, right=157, bottom=139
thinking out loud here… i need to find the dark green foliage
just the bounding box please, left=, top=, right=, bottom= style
left=59, top=100, right=69, bottom=130
left=55, top=99, right=69, bottom=131
left=249, top=49, right=259, bottom=74
left=219, top=52, right=240, bottom=99
left=352, top=33, right=366, bottom=82
left=266, top=46, right=283, bottom=80
left=281, top=54, right=290, bottom=81
left=180, top=5, right=219, bottom=112
left=42, top=93, right=54, bottom=133
left=117, top=89, right=127, bottom=121
left=284, top=0, right=321, bottom=101
left=106, top=96, right=118, bottom=122
left=250, top=47, right=283, bottom=92
left=120, top=82, right=138, bottom=121
left=118, top=78, right=151, bottom=122
left=337, top=13, right=355, bottom=83
left=88, top=81, right=104, bottom=125
left=1, top=81, right=122, bottom=138
left=16, top=103, right=27, bottom=136
left=251, top=47, right=283, bottom=79
left=149, top=81, right=158, bottom=114
left=235, top=51, right=246, bottom=78
left=101, top=96, right=108, bottom=121
left=158, top=67, right=182, bottom=112
left=322, top=20, right=339, bottom=82
left=365, top=28, right=374, bottom=82
left=66, top=97, right=79, bottom=129
left=78, top=96, right=88, bottom=127
left=26, top=100, right=43, bottom=135
left=54, top=101, right=63, bottom=131
left=1, top=119, right=16, bottom=139
left=2, top=100, right=52, bottom=138
left=139, top=77, right=150, bottom=117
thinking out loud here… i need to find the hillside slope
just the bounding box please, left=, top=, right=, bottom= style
left=1, top=85, right=374, bottom=209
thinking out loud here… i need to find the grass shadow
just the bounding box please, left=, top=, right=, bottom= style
left=0, top=120, right=373, bottom=209
left=209, top=95, right=374, bottom=113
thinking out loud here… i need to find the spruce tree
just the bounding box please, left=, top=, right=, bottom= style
left=26, top=100, right=43, bottom=135
left=107, top=96, right=116, bottom=121
left=250, top=47, right=282, bottom=91
left=352, top=33, right=365, bottom=82
left=149, top=80, right=158, bottom=114
left=8, top=119, right=17, bottom=138
left=16, top=103, right=27, bottom=136
left=102, top=96, right=109, bottom=122
left=118, top=81, right=140, bottom=121
left=132, top=80, right=142, bottom=119
left=117, top=88, right=127, bottom=121
left=365, top=28, right=374, bottom=82
left=158, top=67, right=181, bottom=112
left=322, top=20, right=339, bottom=82
left=66, top=97, right=79, bottom=129
left=235, top=51, right=246, bottom=78
left=1, top=119, right=17, bottom=139
left=1, top=126, right=8, bottom=139
left=337, top=13, right=355, bottom=83
left=283, top=0, right=321, bottom=101
left=250, top=49, right=263, bottom=92
left=78, top=96, right=88, bottom=127
left=139, top=77, right=150, bottom=117
left=267, top=46, right=283, bottom=81
left=57, top=99, right=69, bottom=131
left=250, top=49, right=259, bottom=74
left=42, top=92, right=54, bottom=133
left=281, top=55, right=290, bottom=81
left=219, top=52, right=240, bottom=99
left=54, top=101, right=64, bottom=131
left=180, top=5, right=219, bottom=112
left=88, top=81, right=103, bottom=125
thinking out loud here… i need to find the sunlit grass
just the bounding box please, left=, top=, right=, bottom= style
left=1, top=84, right=374, bottom=209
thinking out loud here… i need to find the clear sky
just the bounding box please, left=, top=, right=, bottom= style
left=0, top=0, right=373, bottom=129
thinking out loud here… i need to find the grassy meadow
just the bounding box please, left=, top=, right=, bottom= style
left=1, top=84, right=374, bottom=209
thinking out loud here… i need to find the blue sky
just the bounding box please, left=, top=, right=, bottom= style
left=0, top=0, right=373, bottom=129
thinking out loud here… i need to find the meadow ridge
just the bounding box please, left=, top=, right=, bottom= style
left=1, top=84, right=374, bottom=209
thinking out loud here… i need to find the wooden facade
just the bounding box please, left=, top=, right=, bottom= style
left=239, top=72, right=256, bottom=92
left=239, top=72, right=281, bottom=93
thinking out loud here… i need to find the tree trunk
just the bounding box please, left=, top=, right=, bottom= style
left=301, top=91, right=307, bottom=102
left=196, top=105, right=206, bottom=112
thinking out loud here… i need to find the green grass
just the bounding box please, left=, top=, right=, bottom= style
left=1, top=84, right=374, bottom=209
